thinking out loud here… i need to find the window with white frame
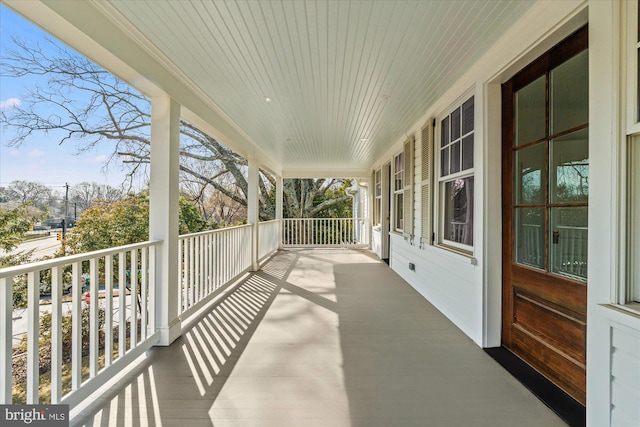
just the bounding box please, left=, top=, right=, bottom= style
left=627, top=0, right=640, bottom=304
left=374, top=168, right=382, bottom=226
left=393, top=152, right=404, bottom=232
left=437, top=95, right=474, bottom=249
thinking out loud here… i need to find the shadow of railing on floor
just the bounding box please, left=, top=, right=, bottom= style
left=71, top=272, right=284, bottom=427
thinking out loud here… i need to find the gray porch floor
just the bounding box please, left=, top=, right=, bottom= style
left=72, top=249, right=566, bottom=427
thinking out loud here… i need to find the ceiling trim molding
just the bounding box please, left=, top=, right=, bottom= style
left=283, top=169, right=371, bottom=179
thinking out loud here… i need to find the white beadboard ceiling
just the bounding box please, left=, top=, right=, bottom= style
left=103, top=0, right=534, bottom=174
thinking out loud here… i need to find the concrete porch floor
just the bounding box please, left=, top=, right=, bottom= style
left=71, top=249, right=566, bottom=427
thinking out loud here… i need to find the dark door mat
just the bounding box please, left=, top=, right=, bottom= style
left=484, top=347, right=585, bottom=427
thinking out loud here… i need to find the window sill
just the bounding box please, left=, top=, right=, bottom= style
left=433, top=243, right=476, bottom=264
left=615, top=302, right=640, bottom=316
left=596, top=304, right=640, bottom=330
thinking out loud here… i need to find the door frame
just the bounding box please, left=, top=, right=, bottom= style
left=500, top=25, right=588, bottom=405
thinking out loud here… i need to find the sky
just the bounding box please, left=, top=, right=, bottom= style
left=0, top=5, right=143, bottom=191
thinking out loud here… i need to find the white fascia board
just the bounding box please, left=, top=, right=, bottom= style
left=4, top=0, right=282, bottom=176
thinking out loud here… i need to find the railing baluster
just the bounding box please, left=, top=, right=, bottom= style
left=104, top=255, right=113, bottom=368
left=141, top=247, right=148, bottom=341
left=71, top=262, right=82, bottom=391
left=205, top=233, right=211, bottom=295
left=0, top=276, right=13, bottom=403
left=118, top=252, right=126, bottom=358
left=196, top=235, right=201, bottom=304
left=178, top=238, right=184, bottom=312
left=51, top=266, right=63, bottom=403
left=131, top=249, right=138, bottom=348
left=26, top=271, right=39, bottom=403
left=189, top=237, right=195, bottom=309
left=149, top=245, right=156, bottom=334
left=89, top=257, right=99, bottom=378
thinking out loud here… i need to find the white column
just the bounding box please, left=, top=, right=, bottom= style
left=276, top=175, right=283, bottom=249
left=150, top=96, right=181, bottom=346
left=248, top=158, right=259, bottom=271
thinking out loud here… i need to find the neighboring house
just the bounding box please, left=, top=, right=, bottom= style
left=2, top=1, right=639, bottom=425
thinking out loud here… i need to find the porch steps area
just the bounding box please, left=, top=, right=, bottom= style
left=71, top=249, right=566, bottom=427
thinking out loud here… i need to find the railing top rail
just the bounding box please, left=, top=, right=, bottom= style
left=178, top=223, right=253, bottom=240
left=259, top=219, right=280, bottom=224
left=0, top=239, right=162, bottom=278
left=557, top=225, right=588, bottom=231
left=283, top=218, right=366, bottom=221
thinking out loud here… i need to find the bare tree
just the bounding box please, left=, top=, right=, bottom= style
left=69, top=182, right=124, bottom=213
left=282, top=178, right=352, bottom=218
left=2, top=37, right=350, bottom=221
left=5, top=180, right=53, bottom=208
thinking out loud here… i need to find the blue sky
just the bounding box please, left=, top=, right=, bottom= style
left=0, top=5, right=142, bottom=190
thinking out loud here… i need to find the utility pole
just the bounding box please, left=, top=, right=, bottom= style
left=63, top=183, right=69, bottom=241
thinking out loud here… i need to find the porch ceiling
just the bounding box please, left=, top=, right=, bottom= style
left=8, top=0, right=534, bottom=175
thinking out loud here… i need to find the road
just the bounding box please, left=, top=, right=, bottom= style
left=1, top=234, right=62, bottom=258
left=11, top=293, right=134, bottom=346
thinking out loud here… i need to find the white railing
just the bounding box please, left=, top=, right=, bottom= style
left=178, top=224, right=252, bottom=317
left=282, top=218, right=370, bottom=248
left=553, top=225, right=588, bottom=280
left=258, top=220, right=280, bottom=260
left=519, top=223, right=588, bottom=280
left=0, top=240, right=161, bottom=406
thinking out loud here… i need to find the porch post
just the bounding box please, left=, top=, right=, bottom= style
left=248, top=158, right=259, bottom=271
left=276, top=175, right=283, bottom=249
left=150, top=96, right=181, bottom=346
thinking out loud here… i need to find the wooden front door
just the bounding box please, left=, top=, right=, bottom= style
left=502, top=26, right=588, bottom=405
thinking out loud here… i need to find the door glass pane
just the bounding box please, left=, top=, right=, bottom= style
left=550, top=50, right=588, bottom=134
left=515, top=142, right=546, bottom=205
left=516, top=76, right=546, bottom=146
left=515, top=207, right=544, bottom=270
left=550, top=207, right=588, bottom=281
left=550, top=128, right=589, bottom=203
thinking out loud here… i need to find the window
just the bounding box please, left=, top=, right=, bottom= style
left=374, top=169, right=382, bottom=226
left=627, top=1, right=640, bottom=305
left=630, top=0, right=640, bottom=132
left=437, top=95, right=474, bottom=249
left=393, top=152, right=404, bottom=232
left=631, top=136, right=640, bottom=303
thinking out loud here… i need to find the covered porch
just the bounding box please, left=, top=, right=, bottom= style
left=70, top=249, right=563, bottom=427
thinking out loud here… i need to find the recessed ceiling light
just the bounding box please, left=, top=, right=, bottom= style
left=263, top=96, right=272, bottom=102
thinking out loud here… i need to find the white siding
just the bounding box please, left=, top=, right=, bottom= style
left=610, top=323, right=640, bottom=426
left=389, top=233, right=481, bottom=343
